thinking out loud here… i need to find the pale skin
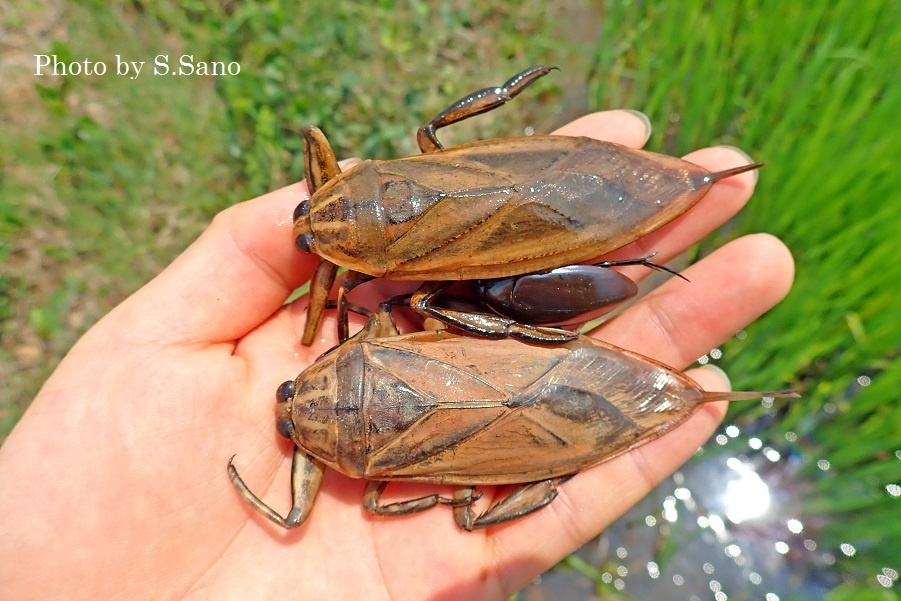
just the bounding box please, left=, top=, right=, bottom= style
left=0, top=110, right=794, bottom=601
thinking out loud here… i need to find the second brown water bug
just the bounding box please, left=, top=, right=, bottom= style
left=293, top=66, right=762, bottom=345
left=228, top=307, right=797, bottom=531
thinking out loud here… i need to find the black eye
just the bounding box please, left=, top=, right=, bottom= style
left=276, top=380, right=295, bottom=402
left=276, top=418, right=295, bottom=440
left=293, top=200, right=310, bottom=222
left=295, top=233, right=313, bottom=253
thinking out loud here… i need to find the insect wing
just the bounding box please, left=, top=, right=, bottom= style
left=357, top=333, right=706, bottom=485
left=379, top=136, right=716, bottom=279
left=358, top=331, right=568, bottom=479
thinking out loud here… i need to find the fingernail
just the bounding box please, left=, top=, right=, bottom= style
left=339, top=157, right=363, bottom=169
left=718, top=145, right=760, bottom=184
left=623, top=109, right=652, bottom=142
left=698, top=364, right=732, bottom=392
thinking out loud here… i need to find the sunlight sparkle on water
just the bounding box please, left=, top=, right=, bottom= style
left=878, top=568, right=899, bottom=588
left=708, top=514, right=727, bottom=536
left=722, top=457, right=771, bottom=523
left=663, top=496, right=678, bottom=522
left=763, top=447, right=782, bottom=462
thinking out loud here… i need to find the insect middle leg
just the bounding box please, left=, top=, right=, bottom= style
left=410, top=281, right=579, bottom=344
left=363, top=481, right=477, bottom=517
left=452, top=476, right=574, bottom=531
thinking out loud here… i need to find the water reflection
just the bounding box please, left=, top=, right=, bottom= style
left=521, top=414, right=843, bottom=600
left=720, top=456, right=771, bottom=523
left=519, top=361, right=897, bottom=600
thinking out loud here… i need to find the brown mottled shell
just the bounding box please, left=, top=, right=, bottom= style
left=304, top=135, right=723, bottom=280
left=287, top=329, right=715, bottom=486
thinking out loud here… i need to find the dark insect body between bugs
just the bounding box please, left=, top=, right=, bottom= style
left=228, top=308, right=797, bottom=531
left=475, top=262, right=644, bottom=326
left=292, top=66, right=761, bottom=345
left=469, top=253, right=685, bottom=329
left=387, top=254, right=684, bottom=340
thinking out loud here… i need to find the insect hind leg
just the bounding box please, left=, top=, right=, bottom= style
left=416, top=66, right=558, bottom=153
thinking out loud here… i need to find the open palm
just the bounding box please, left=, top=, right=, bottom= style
left=0, top=110, right=793, bottom=600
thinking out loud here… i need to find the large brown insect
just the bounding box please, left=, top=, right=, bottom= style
left=229, top=308, right=796, bottom=531
left=293, top=66, right=761, bottom=344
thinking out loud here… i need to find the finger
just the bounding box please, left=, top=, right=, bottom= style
left=598, top=146, right=761, bottom=282
left=600, top=233, right=794, bottom=367
left=552, top=109, right=652, bottom=147
left=488, top=233, right=794, bottom=594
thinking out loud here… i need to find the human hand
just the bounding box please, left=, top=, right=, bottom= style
left=0, top=110, right=793, bottom=600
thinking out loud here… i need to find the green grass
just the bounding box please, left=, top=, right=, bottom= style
left=588, top=0, right=900, bottom=595
left=1, top=0, right=567, bottom=430
left=1, top=3, right=235, bottom=430
left=2, top=0, right=898, bottom=598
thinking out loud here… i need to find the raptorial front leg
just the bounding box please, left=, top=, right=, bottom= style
left=411, top=281, right=579, bottom=344
left=228, top=446, right=325, bottom=529
left=452, top=477, right=573, bottom=531
left=302, top=126, right=341, bottom=192
left=363, top=481, right=476, bottom=517
left=416, top=65, right=558, bottom=153
left=298, top=126, right=344, bottom=346
left=301, top=260, right=339, bottom=346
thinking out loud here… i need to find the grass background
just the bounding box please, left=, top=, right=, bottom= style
left=1, top=1, right=898, bottom=599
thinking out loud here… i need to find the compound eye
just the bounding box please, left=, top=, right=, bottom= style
left=295, top=233, right=313, bottom=253
left=276, top=418, right=295, bottom=440
left=276, top=380, right=296, bottom=403
left=293, top=200, right=311, bottom=223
